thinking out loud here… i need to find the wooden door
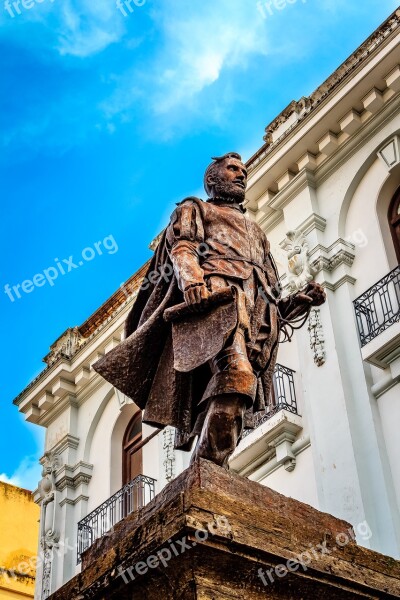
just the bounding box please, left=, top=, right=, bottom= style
left=122, top=412, right=143, bottom=485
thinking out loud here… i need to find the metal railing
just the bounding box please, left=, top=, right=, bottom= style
left=77, top=474, right=156, bottom=562
left=242, top=364, right=298, bottom=437
left=353, top=266, right=400, bottom=347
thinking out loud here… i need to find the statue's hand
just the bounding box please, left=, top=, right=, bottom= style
left=296, top=281, right=326, bottom=307
left=183, top=283, right=211, bottom=312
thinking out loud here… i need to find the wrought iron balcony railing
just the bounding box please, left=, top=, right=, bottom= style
left=353, top=266, right=400, bottom=347
left=242, top=364, right=298, bottom=438
left=77, top=474, right=156, bottom=562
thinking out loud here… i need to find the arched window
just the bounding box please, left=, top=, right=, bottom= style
left=122, top=412, right=143, bottom=485
left=388, top=186, right=400, bottom=263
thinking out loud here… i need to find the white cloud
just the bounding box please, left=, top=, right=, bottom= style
left=54, top=0, right=126, bottom=57
left=0, top=424, right=44, bottom=492
left=144, top=0, right=271, bottom=114
left=100, top=0, right=272, bottom=134
left=0, top=0, right=126, bottom=57
left=0, top=454, right=42, bottom=492
left=0, top=472, right=18, bottom=485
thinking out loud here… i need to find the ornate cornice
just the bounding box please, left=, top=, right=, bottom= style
left=48, top=434, right=80, bottom=456
left=247, top=9, right=400, bottom=172
left=323, top=274, right=357, bottom=291
left=55, top=461, right=93, bottom=492
left=308, top=239, right=356, bottom=275
left=311, top=249, right=355, bottom=274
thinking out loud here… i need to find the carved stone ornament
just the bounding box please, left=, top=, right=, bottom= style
left=38, top=452, right=62, bottom=600
left=43, top=327, right=84, bottom=366
left=308, top=308, right=326, bottom=366
left=281, top=230, right=314, bottom=293
left=38, top=451, right=62, bottom=504
left=163, top=426, right=176, bottom=483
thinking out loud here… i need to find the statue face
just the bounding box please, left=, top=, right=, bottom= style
left=208, top=157, right=247, bottom=203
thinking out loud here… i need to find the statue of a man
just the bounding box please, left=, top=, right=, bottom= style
left=94, top=152, right=325, bottom=468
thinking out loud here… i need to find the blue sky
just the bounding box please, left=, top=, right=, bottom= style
left=1, top=0, right=398, bottom=490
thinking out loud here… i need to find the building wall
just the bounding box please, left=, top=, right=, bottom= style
left=0, top=482, right=39, bottom=600
left=239, top=111, right=400, bottom=557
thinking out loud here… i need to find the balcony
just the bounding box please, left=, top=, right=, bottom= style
left=231, top=364, right=302, bottom=476
left=77, top=474, right=156, bottom=562
left=354, top=266, right=400, bottom=346
left=242, top=364, right=298, bottom=438
left=353, top=266, right=400, bottom=369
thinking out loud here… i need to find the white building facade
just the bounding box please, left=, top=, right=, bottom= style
left=14, top=9, right=400, bottom=599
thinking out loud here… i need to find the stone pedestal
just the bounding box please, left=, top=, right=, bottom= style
left=50, top=460, right=400, bottom=599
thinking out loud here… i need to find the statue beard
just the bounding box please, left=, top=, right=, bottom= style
left=212, top=178, right=246, bottom=204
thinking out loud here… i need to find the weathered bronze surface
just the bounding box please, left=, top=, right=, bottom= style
left=93, top=152, right=325, bottom=467
left=49, top=460, right=400, bottom=600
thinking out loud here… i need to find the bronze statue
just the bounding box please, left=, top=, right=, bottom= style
left=93, top=153, right=325, bottom=468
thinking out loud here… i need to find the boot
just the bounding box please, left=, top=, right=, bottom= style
left=191, top=394, right=246, bottom=469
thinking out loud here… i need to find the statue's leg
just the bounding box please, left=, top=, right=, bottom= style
left=192, top=319, right=257, bottom=468
left=191, top=394, right=247, bottom=468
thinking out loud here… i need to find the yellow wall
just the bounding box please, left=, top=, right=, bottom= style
left=0, top=482, right=39, bottom=600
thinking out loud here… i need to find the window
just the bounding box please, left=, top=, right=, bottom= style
left=122, top=412, right=143, bottom=485
left=388, top=186, right=400, bottom=263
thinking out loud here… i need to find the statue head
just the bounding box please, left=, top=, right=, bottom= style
left=204, top=152, right=247, bottom=203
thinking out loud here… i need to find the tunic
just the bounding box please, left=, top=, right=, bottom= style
left=166, top=197, right=282, bottom=411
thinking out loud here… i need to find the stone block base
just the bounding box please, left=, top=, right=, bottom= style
left=50, top=459, right=400, bottom=599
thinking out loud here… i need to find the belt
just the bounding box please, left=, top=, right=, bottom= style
left=203, top=255, right=281, bottom=302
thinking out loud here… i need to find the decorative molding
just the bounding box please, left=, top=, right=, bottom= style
left=163, top=427, right=176, bottom=483
left=371, top=373, right=399, bottom=399
left=308, top=309, right=326, bottom=366
left=37, top=395, right=79, bottom=432
left=296, top=151, right=318, bottom=171
left=329, top=249, right=355, bottom=270
left=360, top=320, right=400, bottom=370
left=362, top=87, right=385, bottom=114
left=385, top=64, right=400, bottom=91
left=115, top=387, right=134, bottom=411
left=43, top=328, right=85, bottom=367
left=377, top=135, right=400, bottom=170
left=48, top=434, right=80, bottom=457
left=323, top=275, right=357, bottom=291
left=298, top=213, right=327, bottom=236
left=54, top=461, right=93, bottom=492
left=309, top=239, right=356, bottom=275
left=339, top=109, right=362, bottom=135
left=268, top=430, right=299, bottom=472
left=318, top=131, right=339, bottom=156
left=248, top=10, right=400, bottom=172
left=311, top=250, right=355, bottom=273
left=268, top=169, right=317, bottom=212
left=231, top=411, right=303, bottom=476
left=59, top=494, right=90, bottom=508
left=37, top=452, right=62, bottom=600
